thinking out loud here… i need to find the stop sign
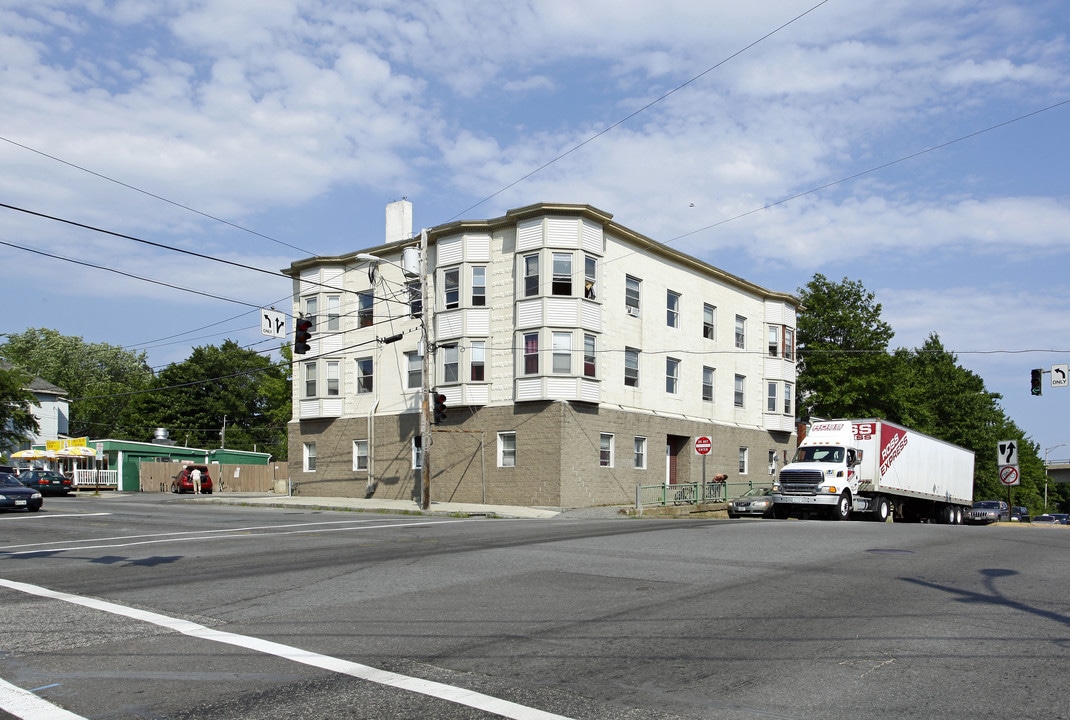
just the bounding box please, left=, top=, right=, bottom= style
left=695, top=436, right=712, bottom=455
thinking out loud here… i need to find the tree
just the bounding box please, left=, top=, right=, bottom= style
left=122, top=340, right=289, bottom=458
left=0, top=328, right=153, bottom=439
left=796, top=274, right=896, bottom=420
left=0, top=364, right=39, bottom=452
left=796, top=275, right=1044, bottom=510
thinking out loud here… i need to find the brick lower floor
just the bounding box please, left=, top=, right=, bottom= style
left=289, top=401, right=795, bottom=508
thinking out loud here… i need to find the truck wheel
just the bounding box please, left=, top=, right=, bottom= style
left=940, top=505, right=954, bottom=524
left=872, top=496, right=890, bottom=522
left=829, top=493, right=851, bottom=521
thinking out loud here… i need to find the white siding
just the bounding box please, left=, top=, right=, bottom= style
left=467, top=233, right=491, bottom=261
left=438, top=234, right=464, bottom=265
left=517, top=299, right=542, bottom=328
left=467, top=308, right=491, bottom=335
left=546, top=216, right=580, bottom=248
left=437, top=311, right=463, bottom=340
left=517, top=219, right=542, bottom=251
left=581, top=218, right=603, bottom=254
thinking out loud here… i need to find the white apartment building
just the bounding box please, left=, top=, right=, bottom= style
left=284, top=201, right=798, bottom=507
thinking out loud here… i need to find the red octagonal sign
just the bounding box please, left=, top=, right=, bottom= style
left=695, top=436, right=712, bottom=455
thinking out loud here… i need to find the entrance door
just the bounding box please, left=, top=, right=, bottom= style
left=666, top=437, right=682, bottom=485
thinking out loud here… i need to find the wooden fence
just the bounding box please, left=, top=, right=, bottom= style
left=139, top=462, right=288, bottom=493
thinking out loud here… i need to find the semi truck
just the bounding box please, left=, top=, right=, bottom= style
left=771, top=419, right=974, bottom=523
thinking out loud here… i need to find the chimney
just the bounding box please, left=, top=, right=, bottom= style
left=385, top=199, right=413, bottom=244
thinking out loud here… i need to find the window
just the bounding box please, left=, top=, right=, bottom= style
left=498, top=432, right=516, bottom=467
left=406, top=352, right=422, bottom=389
left=600, top=433, right=614, bottom=467
left=413, top=435, right=422, bottom=470
left=784, top=382, right=793, bottom=415
left=703, top=303, right=716, bottom=340
left=356, top=357, right=373, bottom=394
left=303, top=442, right=316, bottom=472
left=702, top=366, right=715, bottom=402
left=784, top=327, right=795, bottom=361
left=666, top=290, right=680, bottom=328
left=303, top=361, right=316, bottom=397
left=666, top=357, right=680, bottom=394
left=444, top=268, right=460, bottom=309
left=625, top=276, right=640, bottom=315
left=326, top=295, right=341, bottom=331
left=552, top=332, right=571, bottom=374
left=358, top=292, right=373, bottom=328
left=407, top=280, right=422, bottom=317
left=624, top=347, right=639, bottom=387
left=443, top=344, right=459, bottom=383
left=583, top=334, right=596, bottom=378
left=634, top=436, right=647, bottom=469
left=734, top=374, right=745, bottom=408
left=524, top=254, right=539, bottom=297
left=738, top=446, right=749, bottom=475
left=735, top=316, right=746, bottom=349
left=472, top=266, right=486, bottom=306
left=353, top=440, right=369, bottom=471
left=768, top=325, right=780, bottom=357
left=470, top=341, right=485, bottom=381
left=325, top=360, right=340, bottom=396
left=303, top=296, right=318, bottom=330
left=584, top=256, right=597, bottom=299
left=552, top=253, right=572, bottom=296
left=768, top=449, right=778, bottom=475
left=523, top=333, right=539, bottom=375
left=767, top=381, right=778, bottom=412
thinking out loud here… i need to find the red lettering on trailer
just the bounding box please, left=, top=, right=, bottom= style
left=879, top=425, right=908, bottom=476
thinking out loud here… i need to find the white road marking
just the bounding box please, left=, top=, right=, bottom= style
left=0, top=578, right=572, bottom=720
left=0, top=518, right=469, bottom=555
left=0, top=677, right=87, bottom=719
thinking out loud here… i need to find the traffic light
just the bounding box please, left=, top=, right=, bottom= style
left=1031, top=368, right=1043, bottom=396
left=432, top=391, right=447, bottom=424
left=294, top=317, right=313, bottom=355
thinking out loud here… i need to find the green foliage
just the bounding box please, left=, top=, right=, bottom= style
left=796, top=274, right=896, bottom=419
left=797, top=275, right=1044, bottom=510
left=122, top=340, right=289, bottom=459
left=0, top=365, right=40, bottom=451
left=1, top=328, right=152, bottom=439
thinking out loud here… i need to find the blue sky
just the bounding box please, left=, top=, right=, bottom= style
left=1, top=1, right=1068, bottom=458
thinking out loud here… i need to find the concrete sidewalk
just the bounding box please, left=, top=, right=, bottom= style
left=170, top=492, right=568, bottom=519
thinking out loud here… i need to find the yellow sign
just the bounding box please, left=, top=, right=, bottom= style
left=45, top=437, right=89, bottom=451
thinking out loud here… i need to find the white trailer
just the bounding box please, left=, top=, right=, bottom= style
left=771, top=419, right=974, bottom=523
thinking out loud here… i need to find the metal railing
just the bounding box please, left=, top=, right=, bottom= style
left=635, top=481, right=766, bottom=510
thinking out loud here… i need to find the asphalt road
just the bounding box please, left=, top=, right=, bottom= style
left=1, top=494, right=1068, bottom=720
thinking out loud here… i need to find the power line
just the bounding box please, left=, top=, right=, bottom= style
left=448, top=0, right=831, bottom=221
left=0, top=134, right=316, bottom=255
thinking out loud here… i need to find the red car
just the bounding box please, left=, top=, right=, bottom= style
left=170, top=465, right=213, bottom=494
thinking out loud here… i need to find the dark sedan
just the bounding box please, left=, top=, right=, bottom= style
left=17, top=469, right=73, bottom=496
left=0, top=473, right=43, bottom=512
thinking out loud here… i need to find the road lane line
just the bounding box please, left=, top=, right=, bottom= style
left=0, top=518, right=471, bottom=555
left=0, top=677, right=87, bottom=719
left=0, top=578, right=572, bottom=720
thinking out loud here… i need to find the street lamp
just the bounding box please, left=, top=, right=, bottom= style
left=1044, top=443, right=1069, bottom=511
left=355, top=230, right=433, bottom=510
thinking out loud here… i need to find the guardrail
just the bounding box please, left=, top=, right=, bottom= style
left=635, top=481, right=767, bottom=511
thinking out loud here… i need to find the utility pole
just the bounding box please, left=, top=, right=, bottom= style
left=419, top=228, right=432, bottom=510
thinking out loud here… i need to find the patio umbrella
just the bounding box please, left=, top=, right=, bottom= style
left=10, top=449, right=54, bottom=459
left=57, top=446, right=96, bottom=457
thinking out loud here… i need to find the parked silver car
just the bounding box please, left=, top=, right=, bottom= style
left=727, top=487, right=774, bottom=518
left=965, top=500, right=1009, bottom=524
